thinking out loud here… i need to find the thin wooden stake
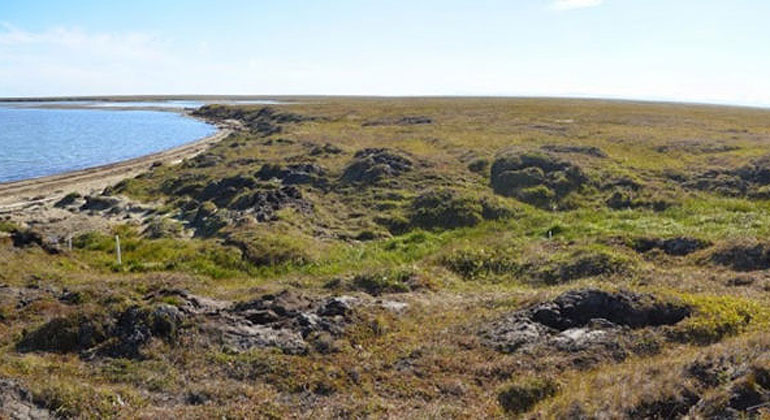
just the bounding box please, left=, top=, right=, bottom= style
left=67, top=235, right=72, bottom=251
left=115, top=235, right=122, bottom=265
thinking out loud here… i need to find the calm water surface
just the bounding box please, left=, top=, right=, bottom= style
left=0, top=107, right=216, bottom=183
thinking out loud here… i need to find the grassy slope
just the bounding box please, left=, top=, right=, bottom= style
left=2, top=98, right=770, bottom=417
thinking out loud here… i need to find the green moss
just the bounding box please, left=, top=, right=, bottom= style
left=410, top=189, right=483, bottom=230
left=350, top=269, right=427, bottom=296
left=441, top=247, right=519, bottom=279
left=0, top=220, right=18, bottom=233
left=672, top=294, right=768, bottom=344
left=516, top=185, right=556, bottom=208
left=526, top=247, right=631, bottom=285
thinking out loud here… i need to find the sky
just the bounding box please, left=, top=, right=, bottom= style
left=0, top=0, right=768, bottom=106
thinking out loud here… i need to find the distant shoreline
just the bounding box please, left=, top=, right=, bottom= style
left=0, top=95, right=766, bottom=111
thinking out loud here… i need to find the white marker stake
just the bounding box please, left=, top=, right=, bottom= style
left=67, top=235, right=72, bottom=251
left=115, top=235, right=122, bottom=265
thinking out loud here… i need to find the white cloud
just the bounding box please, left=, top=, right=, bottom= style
left=550, top=0, right=604, bottom=11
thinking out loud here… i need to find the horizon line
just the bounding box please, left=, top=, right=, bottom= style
left=0, top=94, right=767, bottom=111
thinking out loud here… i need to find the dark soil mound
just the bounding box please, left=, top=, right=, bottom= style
left=490, top=151, right=587, bottom=208
left=481, top=289, right=690, bottom=354
left=53, top=192, right=82, bottom=208
left=341, top=148, right=413, bottom=184
left=632, top=237, right=711, bottom=256
left=10, top=229, right=59, bottom=254
left=362, top=116, right=433, bottom=126
left=16, top=312, right=110, bottom=354
left=677, top=155, right=770, bottom=198
left=16, top=305, right=183, bottom=359
left=529, top=289, right=690, bottom=330
left=710, top=241, right=770, bottom=271
left=194, top=105, right=315, bottom=136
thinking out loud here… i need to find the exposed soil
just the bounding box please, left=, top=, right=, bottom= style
left=16, top=289, right=406, bottom=358
left=0, top=379, right=52, bottom=419
left=480, top=289, right=690, bottom=356
left=632, top=237, right=711, bottom=256
left=710, top=241, right=770, bottom=271
left=362, top=116, right=433, bottom=126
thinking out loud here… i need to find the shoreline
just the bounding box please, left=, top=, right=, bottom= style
left=0, top=127, right=232, bottom=213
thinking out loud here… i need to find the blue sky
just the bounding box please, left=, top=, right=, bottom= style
left=0, top=0, right=768, bottom=106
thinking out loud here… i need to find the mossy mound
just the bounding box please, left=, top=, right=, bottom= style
left=341, top=148, right=413, bottom=184
left=525, top=249, right=630, bottom=285
left=490, top=151, right=587, bottom=209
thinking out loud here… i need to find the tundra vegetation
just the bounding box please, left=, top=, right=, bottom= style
left=2, top=98, right=770, bottom=418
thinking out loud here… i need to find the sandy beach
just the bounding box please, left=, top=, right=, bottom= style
left=0, top=127, right=231, bottom=214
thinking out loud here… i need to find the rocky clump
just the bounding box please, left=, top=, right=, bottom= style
left=142, top=217, right=184, bottom=239
left=233, top=186, right=310, bottom=221
left=195, top=174, right=261, bottom=206
left=490, top=151, right=587, bottom=209
left=15, top=289, right=380, bottom=358
left=710, top=241, right=770, bottom=272
left=341, top=148, right=413, bottom=184
left=216, top=291, right=359, bottom=354
left=182, top=152, right=225, bottom=169
left=480, top=289, right=690, bottom=355
left=187, top=201, right=231, bottom=237
left=687, top=354, right=770, bottom=417
left=194, top=174, right=311, bottom=215
left=675, top=155, right=770, bottom=198
left=193, top=105, right=315, bottom=136
left=256, top=163, right=328, bottom=187
left=0, top=379, right=53, bottom=419
left=655, top=139, right=739, bottom=154
left=54, top=193, right=155, bottom=220
left=182, top=174, right=312, bottom=235
left=362, top=116, right=433, bottom=127
left=679, top=170, right=749, bottom=197
left=632, top=237, right=711, bottom=256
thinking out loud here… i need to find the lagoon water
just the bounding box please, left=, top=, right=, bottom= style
left=0, top=106, right=216, bottom=183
